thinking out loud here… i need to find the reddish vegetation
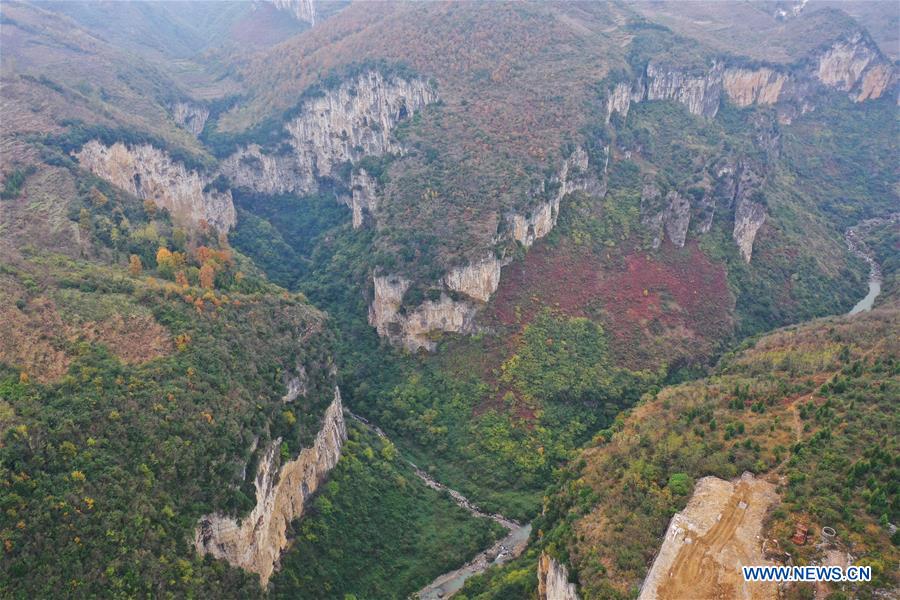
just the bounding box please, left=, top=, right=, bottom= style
left=483, top=240, right=735, bottom=369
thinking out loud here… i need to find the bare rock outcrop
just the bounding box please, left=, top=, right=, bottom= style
left=222, top=71, right=438, bottom=200
left=270, top=0, right=317, bottom=25
left=444, top=255, right=506, bottom=303
left=646, top=61, right=725, bottom=118
left=538, top=553, right=580, bottom=600
left=171, top=102, right=209, bottom=136
left=508, top=146, right=602, bottom=248
left=194, top=387, right=347, bottom=586
left=76, top=140, right=235, bottom=232
left=349, top=169, right=379, bottom=229
left=368, top=274, right=478, bottom=352
left=369, top=145, right=604, bottom=350
left=722, top=68, right=788, bottom=107
left=731, top=162, right=767, bottom=263
left=606, top=32, right=893, bottom=122
left=641, top=185, right=692, bottom=249
left=220, top=144, right=307, bottom=196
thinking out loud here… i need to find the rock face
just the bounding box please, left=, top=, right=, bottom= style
left=816, top=32, right=884, bottom=95
left=270, top=0, right=317, bottom=25
left=221, top=144, right=306, bottom=197
left=444, top=255, right=506, bottom=303
left=508, top=147, right=602, bottom=248
left=194, top=387, right=347, bottom=586
left=76, top=141, right=236, bottom=232
left=368, top=274, right=478, bottom=352
left=538, top=553, right=580, bottom=600
left=641, top=185, right=692, bottom=249
left=646, top=62, right=725, bottom=118
left=222, top=71, right=438, bottom=200
left=722, top=68, right=788, bottom=107
left=171, top=102, right=209, bottom=136
left=349, top=169, right=379, bottom=229
left=370, top=145, right=604, bottom=350
left=606, top=33, right=894, bottom=122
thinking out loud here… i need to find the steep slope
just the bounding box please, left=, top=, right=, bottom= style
left=219, top=1, right=894, bottom=353
left=459, top=306, right=898, bottom=599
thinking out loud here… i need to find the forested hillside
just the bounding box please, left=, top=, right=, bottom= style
left=1, top=1, right=896, bottom=598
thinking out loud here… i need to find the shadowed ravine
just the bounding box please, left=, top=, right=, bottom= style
left=347, top=413, right=531, bottom=599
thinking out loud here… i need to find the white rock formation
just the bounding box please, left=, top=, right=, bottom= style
left=221, top=144, right=307, bottom=196
left=538, top=553, right=580, bottom=600
left=606, top=34, right=893, bottom=121
left=349, top=169, right=379, bottom=229
left=171, top=102, right=209, bottom=136
left=444, top=255, right=506, bottom=303
left=194, top=387, right=347, bottom=586
left=722, top=68, right=788, bottom=107
left=733, top=195, right=767, bottom=263
left=222, top=71, right=438, bottom=199
left=76, top=140, right=236, bottom=232
left=509, top=146, right=599, bottom=248
left=270, top=0, right=317, bottom=25
left=646, top=61, right=725, bottom=118
left=368, top=274, right=478, bottom=352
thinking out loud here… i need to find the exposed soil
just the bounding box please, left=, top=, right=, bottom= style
left=639, top=474, right=779, bottom=600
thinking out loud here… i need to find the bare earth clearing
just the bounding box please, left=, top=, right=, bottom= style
left=639, top=473, right=779, bottom=600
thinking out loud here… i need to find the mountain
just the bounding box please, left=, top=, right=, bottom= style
left=0, top=1, right=897, bottom=598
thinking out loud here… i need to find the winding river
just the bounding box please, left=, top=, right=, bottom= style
left=348, top=413, right=531, bottom=599
left=845, top=214, right=898, bottom=315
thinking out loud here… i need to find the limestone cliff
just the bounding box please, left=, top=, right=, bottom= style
left=815, top=32, right=888, bottom=98
left=369, top=146, right=604, bottom=350
left=171, top=102, right=209, bottom=136
left=641, top=185, right=692, bottom=249
left=368, top=274, right=478, bottom=352
left=731, top=161, right=767, bottom=263
left=194, top=387, right=347, bottom=586
left=221, top=71, right=438, bottom=199
left=270, top=0, right=317, bottom=25
left=606, top=32, right=893, bottom=122
left=444, top=255, right=506, bottom=303
left=646, top=61, right=724, bottom=118
left=221, top=144, right=307, bottom=197
left=722, top=68, right=788, bottom=107
left=76, top=140, right=236, bottom=232
left=508, top=147, right=602, bottom=248
left=538, top=553, right=580, bottom=600
left=349, top=169, right=379, bottom=229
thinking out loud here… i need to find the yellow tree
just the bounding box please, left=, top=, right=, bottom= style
left=128, top=255, right=142, bottom=277
left=199, top=262, right=215, bottom=289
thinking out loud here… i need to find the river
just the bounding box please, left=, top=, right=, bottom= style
left=347, top=413, right=532, bottom=599
left=845, top=213, right=898, bottom=315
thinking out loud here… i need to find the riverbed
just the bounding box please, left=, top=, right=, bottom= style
left=845, top=214, right=897, bottom=315
left=348, top=413, right=532, bottom=599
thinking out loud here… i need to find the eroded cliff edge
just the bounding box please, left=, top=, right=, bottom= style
left=76, top=140, right=236, bottom=232
left=194, top=387, right=347, bottom=586
left=606, top=30, right=895, bottom=123
left=369, top=146, right=605, bottom=351
left=538, top=552, right=580, bottom=600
